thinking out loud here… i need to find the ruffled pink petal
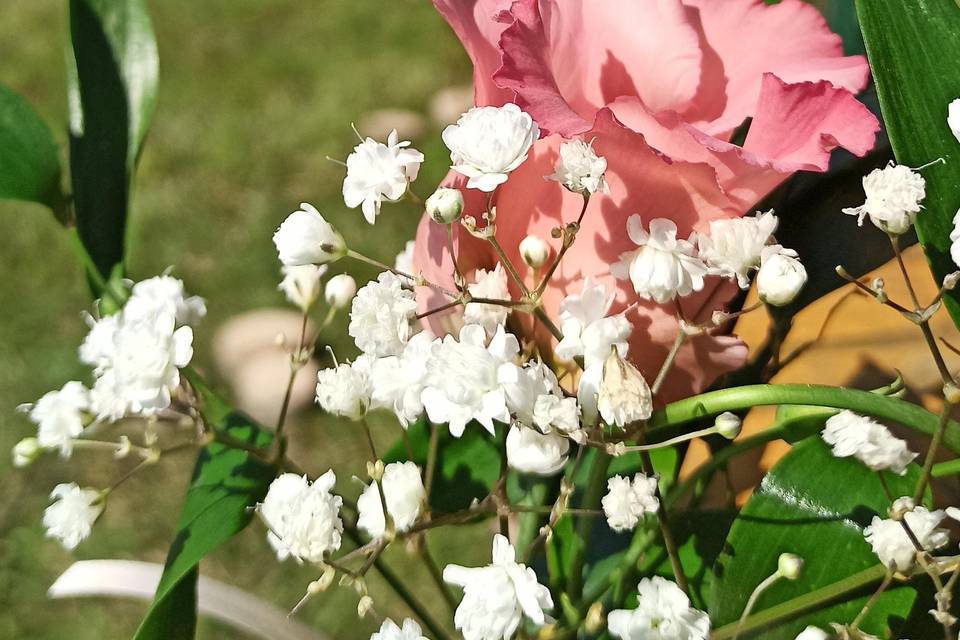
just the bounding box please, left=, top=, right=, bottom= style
left=494, top=0, right=702, bottom=135
left=741, top=73, right=880, bottom=170
left=680, top=0, right=871, bottom=137
left=433, top=0, right=516, bottom=106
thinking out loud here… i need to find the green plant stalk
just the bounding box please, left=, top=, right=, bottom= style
left=711, top=565, right=887, bottom=639
left=648, top=384, right=960, bottom=453
left=932, top=457, right=960, bottom=477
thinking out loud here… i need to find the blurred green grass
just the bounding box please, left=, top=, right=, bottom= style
left=0, top=2, right=492, bottom=638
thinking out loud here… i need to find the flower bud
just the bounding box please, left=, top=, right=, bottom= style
left=324, top=273, right=357, bottom=309
left=280, top=265, right=325, bottom=312
left=425, top=187, right=464, bottom=224
left=889, top=496, right=916, bottom=520
left=943, top=271, right=960, bottom=291
left=273, top=203, right=346, bottom=266
left=598, top=348, right=652, bottom=428
left=519, top=234, right=551, bottom=269
left=714, top=412, right=742, bottom=439
left=584, top=602, right=605, bottom=635
left=777, top=553, right=804, bottom=580
left=357, top=595, right=374, bottom=618
left=12, top=437, right=41, bottom=468
left=757, top=251, right=807, bottom=307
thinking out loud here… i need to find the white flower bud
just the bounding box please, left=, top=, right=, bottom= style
left=425, top=187, right=464, bottom=224
left=889, top=496, right=916, bottom=520
left=273, top=203, right=346, bottom=266
left=714, top=412, right=742, bottom=440
left=777, top=553, right=804, bottom=580
left=597, top=348, right=652, bottom=428
left=757, top=250, right=807, bottom=307
left=12, top=437, right=41, bottom=467
left=943, top=271, right=960, bottom=291
left=519, top=234, right=551, bottom=269
left=357, top=595, right=374, bottom=618
left=324, top=273, right=357, bottom=309
left=279, top=265, right=325, bottom=312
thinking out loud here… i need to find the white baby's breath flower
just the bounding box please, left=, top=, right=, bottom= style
left=357, top=461, right=426, bottom=538
left=842, top=163, right=926, bottom=235
left=124, top=275, right=207, bottom=327
left=442, top=103, right=539, bottom=192
left=343, top=129, right=424, bottom=224
left=19, top=381, right=90, bottom=457
left=555, top=278, right=631, bottom=370
left=349, top=272, right=418, bottom=357
left=12, top=437, right=41, bottom=468
left=258, top=472, right=343, bottom=563
left=864, top=505, right=949, bottom=572
left=370, top=331, right=436, bottom=427
left=464, top=263, right=510, bottom=336
left=794, top=627, right=829, bottom=640
left=443, top=534, right=553, bottom=640
left=532, top=393, right=581, bottom=435
left=501, top=360, right=561, bottom=428
left=425, top=187, right=464, bottom=225
left=370, top=618, right=429, bottom=640
left=821, top=410, right=917, bottom=475
left=612, top=216, right=707, bottom=303
left=421, top=324, right=519, bottom=437
left=607, top=576, right=709, bottom=640
left=597, top=349, right=652, bottom=428
left=43, top=483, right=104, bottom=550
left=279, top=265, right=326, bottom=312
left=79, top=312, right=120, bottom=371
left=547, top=138, right=608, bottom=195
left=698, top=210, right=779, bottom=288
left=316, top=354, right=373, bottom=420
left=506, top=426, right=569, bottom=476
left=324, top=273, right=357, bottom=310
left=395, top=240, right=416, bottom=275
left=756, top=246, right=807, bottom=307
left=602, top=473, right=660, bottom=532
left=89, top=312, right=194, bottom=421
left=273, top=203, right=346, bottom=266
left=949, top=98, right=960, bottom=145
left=949, top=209, right=960, bottom=270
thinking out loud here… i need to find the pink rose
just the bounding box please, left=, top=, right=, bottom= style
left=415, top=0, right=879, bottom=401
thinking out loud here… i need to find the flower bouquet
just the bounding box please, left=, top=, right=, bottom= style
left=9, top=1, right=960, bottom=639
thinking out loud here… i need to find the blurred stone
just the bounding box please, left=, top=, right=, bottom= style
left=356, top=108, right=427, bottom=141
left=212, top=309, right=318, bottom=424
left=428, top=85, right=473, bottom=127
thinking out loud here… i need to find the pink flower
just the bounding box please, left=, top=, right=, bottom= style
left=416, top=0, right=879, bottom=401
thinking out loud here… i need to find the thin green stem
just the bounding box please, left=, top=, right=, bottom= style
left=647, top=384, right=960, bottom=454
left=851, top=572, right=893, bottom=630
left=346, top=249, right=458, bottom=298
left=273, top=312, right=309, bottom=463
left=914, top=401, right=953, bottom=504
left=640, top=449, right=688, bottom=594
left=424, top=421, right=440, bottom=501
left=417, top=539, right=458, bottom=614
left=651, top=330, right=686, bottom=397
left=733, top=572, right=781, bottom=640
left=534, top=194, right=589, bottom=298
left=488, top=234, right=531, bottom=298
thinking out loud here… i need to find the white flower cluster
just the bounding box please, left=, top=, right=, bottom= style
left=843, top=162, right=926, bottom=236
left=258, top=472, right=344, bottom=563
left=821, top=410, right=917, bottom=475
left=14, top=274, right=204, bottom=550
left=613, top=211, right=806, bottom=307
left=864, top=502, right=949, bottom=572
left=443, top=534, right=553, bottom=640
left=607, top=576, right=709, bottom=640
left=601, top=473, right=660, bottom=532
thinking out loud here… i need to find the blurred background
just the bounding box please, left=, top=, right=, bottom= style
left=2, top=1, right=959, bottom=639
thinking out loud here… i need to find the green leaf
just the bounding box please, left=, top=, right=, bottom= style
left=856, top=0, right=960, bottom=329
left=710, top=438, right=920, bottom=638
left=383, top=417, right=503, bottom=513
left=0, top=83, right=64, bottom=216
left=133, top=379, right=275, bottom=640
left=67, top=0, right=158, bottom=277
